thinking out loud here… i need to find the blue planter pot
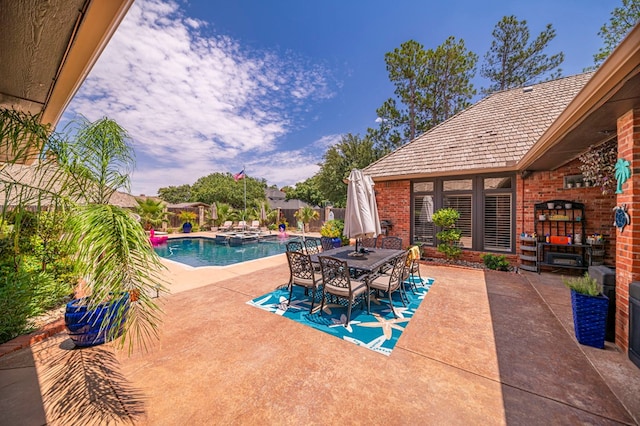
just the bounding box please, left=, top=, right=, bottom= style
left=331, top=237, right=342, bottom=248
left=183, top=222, right=193, bottom=233
left=571, top=289, right=609, bottom=349
left=65, top=293, right=129, bottom=347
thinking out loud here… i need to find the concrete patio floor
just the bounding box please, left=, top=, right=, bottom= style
left=1, top=252, right=639, bottom=425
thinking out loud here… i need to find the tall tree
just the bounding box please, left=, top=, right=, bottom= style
left=383, top=40, right=430, bottom=143
left=316, top=133, right=381, bottom=207
left=481, top=16, right=564, bottom=93
left=190, top=172, right=267, bottom=209
left=593, top=0, right=640, bottom=66
left=157, top=184, right=192, bottom=204
left=285, top=175, right=327, bottom=207
left=368, top=37, right=477, bottom=151
left=423, top=36, right=477, bottom=129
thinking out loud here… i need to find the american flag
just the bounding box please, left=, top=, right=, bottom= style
left=233, top=169, right=245, bottom=181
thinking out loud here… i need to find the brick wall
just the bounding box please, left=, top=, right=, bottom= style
left=374, top=160, right=617, bottom=269
left=520, top=159, right=617, bottom=266
left=376, top=180, right=411, bottom=245
left=614, top=108, right=640, bottom=352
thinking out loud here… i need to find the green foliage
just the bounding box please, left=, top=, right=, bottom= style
left=1, top=110, right=167, bottom=352
left=481, top=15, right=564, bottom=93
left=178, top=210, right=197, bottom=224
left=285, top=176, right=327, bottom=207
left=189, top=172, right=267, bottom=209
left=368, top=37, right=477, bottom=151
left=294, top=206, right=320, bottom=235
left=157, top=184, right=192, bottom=204
left=316, top=134, right=382, bottom=207
left=136, top=198, right=169, bottom=230
left=432, top=208, right=462, bottom=259
left=593, top=0, right=640, bottom=66
left=480, top=253, right=510, bottom=271
left=320, top=219, right=344, bottom=238
left=563, top=272, right=602, bottom=297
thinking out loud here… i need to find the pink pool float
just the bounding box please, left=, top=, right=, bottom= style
left=149, top=229, right=168, bottom=246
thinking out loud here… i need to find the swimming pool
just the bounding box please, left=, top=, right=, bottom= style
left=154, top=237, right=300, bottom=267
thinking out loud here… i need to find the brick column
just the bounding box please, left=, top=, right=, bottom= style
left=615, top=108, right=640, bottom=352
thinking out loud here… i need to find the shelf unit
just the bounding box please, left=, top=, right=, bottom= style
left=588, top=242, right=605, bottom=266
left=519, top=236, right=538, bottom=272
left=534, top=200, right=586, bottom=273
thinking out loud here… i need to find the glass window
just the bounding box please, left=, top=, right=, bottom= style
left=444, top=195, right=472, bottom=248
left=443, top=179, right=472, bottom=191
left=484, top=194, right=512, bottom=252
left=484, top=177, right=512, bottom=189
left=413, top=181, right=434, bottom=192
left=413, top=195, right=435, bottom=245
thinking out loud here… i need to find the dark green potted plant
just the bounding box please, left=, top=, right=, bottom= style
left=563, top=272, right=609, bottom=349
left=178, top=211, right=197, bottom=233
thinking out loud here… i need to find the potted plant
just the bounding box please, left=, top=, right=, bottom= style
left=320, top=219, right=344, bottom=248
left=1, top=110, right=166, bottom=350
left=432, top=208, right=462, bottom=259
left=563, top=272, right=609, bottom=349
left=294, top=206, right=319, bottom=241
left=179, top=211, right=197, bottom=233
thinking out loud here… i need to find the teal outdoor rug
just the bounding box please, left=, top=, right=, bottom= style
left=247, top=276, right=434, bottom=356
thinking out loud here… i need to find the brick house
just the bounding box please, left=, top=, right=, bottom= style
left=364, top=23, right=640, bottom=354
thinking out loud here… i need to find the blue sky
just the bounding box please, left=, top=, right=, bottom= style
left=58, top=0, right=615, bottom=196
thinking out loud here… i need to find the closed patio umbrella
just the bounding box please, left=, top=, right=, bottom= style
left=210, top=202, right=218, bottom=221
left=260, top=202, right=267, bottom=223
left=344, top=169, right=381, bottom=252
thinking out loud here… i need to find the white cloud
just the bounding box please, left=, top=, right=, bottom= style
left=313, top=134, right=343, bottom=149
left=61, top=0, right=336, bottom=195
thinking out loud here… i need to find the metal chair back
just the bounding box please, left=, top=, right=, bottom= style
left=381, top=236, right=403, bottom=250
left=286, top=241, right=304, bottom=253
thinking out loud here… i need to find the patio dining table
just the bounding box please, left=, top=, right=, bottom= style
left=310, top=245, right=404, bottom=277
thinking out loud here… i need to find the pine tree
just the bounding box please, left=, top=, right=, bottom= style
left=481, top=15, right=564, bottom=94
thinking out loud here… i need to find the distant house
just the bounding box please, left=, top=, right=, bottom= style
left=364, top=22, right=640, bottom=354
left=265, top=188, right=314, bottom=210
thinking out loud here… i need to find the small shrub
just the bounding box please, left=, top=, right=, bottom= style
left=563, top=272, right=601, bottom=296
left=432, top=208, right=462, bottom=259
left=320, top=219, right=344, bottom=238
left=481, top=253, right=510, bottom=271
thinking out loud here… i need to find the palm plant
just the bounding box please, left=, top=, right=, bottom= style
left=136, top=198, right=169, bottom=230
left=1, top=110, right=166, bottom=352
left=294, top=206, right=320, bottom=240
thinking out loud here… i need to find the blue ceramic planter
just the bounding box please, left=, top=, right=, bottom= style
left=571, top=289, right=609, bottom=349
left=331, top=237, right=342, bottom=248
left=65, top=293, right=129, bottom=347
left=182, top=222, right=193, bottom=233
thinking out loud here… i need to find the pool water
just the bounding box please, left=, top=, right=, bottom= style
left=154, top=237, right=299, bottom=267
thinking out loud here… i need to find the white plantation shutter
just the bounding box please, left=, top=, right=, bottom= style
left=444, top=195, right=472, bottom=248
left=484, top=194, right=512, bottom=252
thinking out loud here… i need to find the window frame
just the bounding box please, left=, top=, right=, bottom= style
left=411, top=173, right=515, bottom=253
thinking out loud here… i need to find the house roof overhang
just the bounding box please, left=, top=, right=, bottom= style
left=0, top=0, right=134, bottom=127
left=519, top=23, right=640, bottom=171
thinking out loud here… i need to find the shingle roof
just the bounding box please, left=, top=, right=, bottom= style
left=364, top=73, right=594, bottom=179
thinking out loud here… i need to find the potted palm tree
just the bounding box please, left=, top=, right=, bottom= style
left=563, top=272, right=609, bottom=349
left=294, top=206, right=319, bottom=241
left=1, top=110, right=166, bottom=350
left=178, top=210, right=197, bottom=233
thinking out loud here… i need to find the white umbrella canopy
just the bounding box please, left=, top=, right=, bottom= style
left=344, top=169, right=381, bottom=250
